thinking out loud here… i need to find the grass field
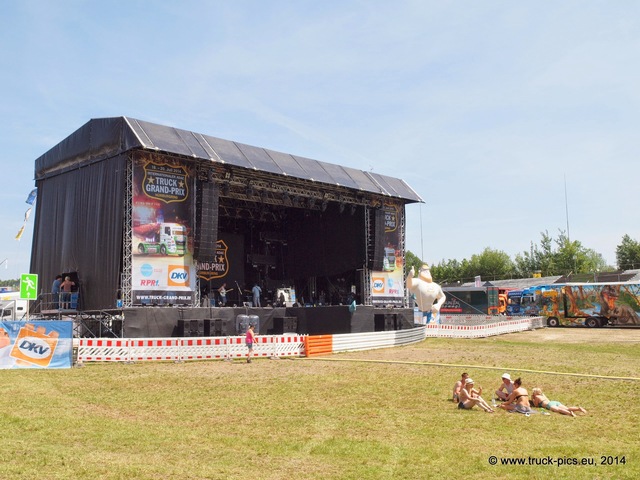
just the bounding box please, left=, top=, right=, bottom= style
left=1, top=328, right=639, bottom=479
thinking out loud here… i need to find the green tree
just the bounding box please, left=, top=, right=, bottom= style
left=404, top=251, right=424, bottom=275
left=514, top=230, right=611, bottom=277
left=464, top=247, right=514, bottom=281
left=616, top=234, right=640, bottom=270
left=430, top=258, right=463, bottom=284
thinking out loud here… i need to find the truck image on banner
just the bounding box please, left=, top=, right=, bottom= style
left=131, top=153, right=195, bottom=305
left=135, top=222, right=187, bottom=256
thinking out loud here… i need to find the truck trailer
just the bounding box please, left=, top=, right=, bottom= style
left=511, top=282, right=640, bottom=327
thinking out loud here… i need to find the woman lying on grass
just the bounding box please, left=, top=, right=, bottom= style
left=531, top=387, right=587, bottom=417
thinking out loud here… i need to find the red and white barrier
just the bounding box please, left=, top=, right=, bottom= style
left=77, top=318, right=543, bottom=363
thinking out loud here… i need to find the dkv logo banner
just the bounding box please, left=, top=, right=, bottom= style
left=0, top=321, right=73, bottom=369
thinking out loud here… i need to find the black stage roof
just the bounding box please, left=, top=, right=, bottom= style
left=35, top=116, right=423, bottom=203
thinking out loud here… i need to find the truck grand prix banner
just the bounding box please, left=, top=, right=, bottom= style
left=371, top=202, right=405, bottom=307
left=132, top=153, right=196, bottom=305
left=0, top=321, right=73, bottom=369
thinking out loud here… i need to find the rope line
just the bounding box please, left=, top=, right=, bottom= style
left=306, top=357, right=640, bottom=382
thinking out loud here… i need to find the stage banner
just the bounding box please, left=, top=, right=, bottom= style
left=131, top=153, right=196, bottom=305
left=371, top=202, right=405, bottom=306
left=0, top=321, right=73, bottom=369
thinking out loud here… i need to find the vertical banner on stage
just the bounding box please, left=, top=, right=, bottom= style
left=131, top=153, right=196, bottom=305
left=371, top=202, right=405, bottom=306
left=196, top=233, right=246, bottom=305
left=0, top=321, right=73, bottom=369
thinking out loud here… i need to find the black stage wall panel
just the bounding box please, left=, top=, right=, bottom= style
left=194, top=181, right=219, bottom=260
left=369, top=207, right=386, bottom=271
left=285, top=206, right=365, bottom=279
left=30, top=154, right=127, bottom=310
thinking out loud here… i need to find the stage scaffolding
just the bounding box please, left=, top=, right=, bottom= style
left=121, top=156, right=133, bottom=308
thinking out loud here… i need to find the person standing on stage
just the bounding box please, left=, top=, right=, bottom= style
left=252, top=283, right=262, bottom=307
left=51, top=274, right=62, bottom=310
left=218, top=283, right=227, bottom=306
left=60, top=276, right=76, bottom=310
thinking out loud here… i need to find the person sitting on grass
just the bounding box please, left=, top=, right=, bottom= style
left=498, top=377, right=532, bottom=414
left=452, top=372, right=469, bottom=403
left=531, top=387, right=587, bottom=417
left=458, top=378, right=494, bottom=413
left=495, top=373, right=513, bottom=401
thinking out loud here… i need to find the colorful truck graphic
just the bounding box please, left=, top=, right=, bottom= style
left=507, top=282, right=640, bottom=327
left=134, top=222, right=187, bottom=256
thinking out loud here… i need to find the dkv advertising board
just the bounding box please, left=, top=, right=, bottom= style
left=131, top=153, right=196, bottom=305
left=0, top=321, right=73, bottom=369
left=371, top=202, right=405, bottom=306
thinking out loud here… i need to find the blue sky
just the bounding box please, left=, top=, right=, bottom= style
left=1, top=1, right=639, bottom=281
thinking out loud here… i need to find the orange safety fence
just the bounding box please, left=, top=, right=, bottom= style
left=304, top=334, right=334, bottom=357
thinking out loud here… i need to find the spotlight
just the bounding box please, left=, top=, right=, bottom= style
left=221, top=183, right=230, bottom=196
left=292, top=196, right=300, bottom=208
left=350, top=204, right=357, bottom=215
left=308, top=197, right=316, bottom=209
left=283, top=192, right=290, bottom=203
left=339, top=203, right=345, bottom=214
left=246, top=184, right=254, bottom=197
left=321, top=200, right=328, bottom=212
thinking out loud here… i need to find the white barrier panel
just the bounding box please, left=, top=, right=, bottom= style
left=332, top=327, right=427, bottom=353
left=77, top=338, right=130, bottom=362
left=424, top=317, right=542, bottom=338
left=77, top=335, right=306, bottom=363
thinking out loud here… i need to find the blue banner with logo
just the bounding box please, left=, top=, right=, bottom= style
left=0, top=321, right=73, bottom=369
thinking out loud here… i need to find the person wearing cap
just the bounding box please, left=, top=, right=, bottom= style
left=458, top=378, right=494, bottom=413
left=245, top=324, right=257, bottom=363
left=498, top=377, right=532, bottom=414
left=495, top=373, right=514, bottom=401
left=452, top=372, right=469, bottom=402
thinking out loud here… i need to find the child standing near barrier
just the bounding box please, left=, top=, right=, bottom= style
left=246, top=324, right=256, bottom=363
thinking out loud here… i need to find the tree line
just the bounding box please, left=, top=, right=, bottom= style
left=406, top=231, right=640, bottom=285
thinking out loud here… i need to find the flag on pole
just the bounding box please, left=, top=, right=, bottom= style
left=24, top=207, right=31, bottom=222
left=25, top=188, right=37, bottom=205
left=15, top=225, right=25, bottom=240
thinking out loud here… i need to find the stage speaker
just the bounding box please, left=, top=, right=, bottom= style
left=272, top=316, right=298, bottom=334
left=194, top=181, right=219, bottom=261
left=178, top=319, right=204, bottom=337
left=368, top=208, right=386, bottom=271
left=236, top=314, right=260, bottom=335
left=272, top=317, right=284, bottom=335
left=384, top=314, right=396, bottom=331
left=283, top=317, right=297, bottom=333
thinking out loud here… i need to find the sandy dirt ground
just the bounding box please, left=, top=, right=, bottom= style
left=496, top=326, right=640, bottom=344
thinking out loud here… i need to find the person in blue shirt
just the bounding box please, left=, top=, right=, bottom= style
left=51, top=275, right=62, bottom=310
left=252, top=284, right=262, bottom=307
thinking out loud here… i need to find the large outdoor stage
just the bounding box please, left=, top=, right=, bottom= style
left=123, top=305, right=415, bottom=338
